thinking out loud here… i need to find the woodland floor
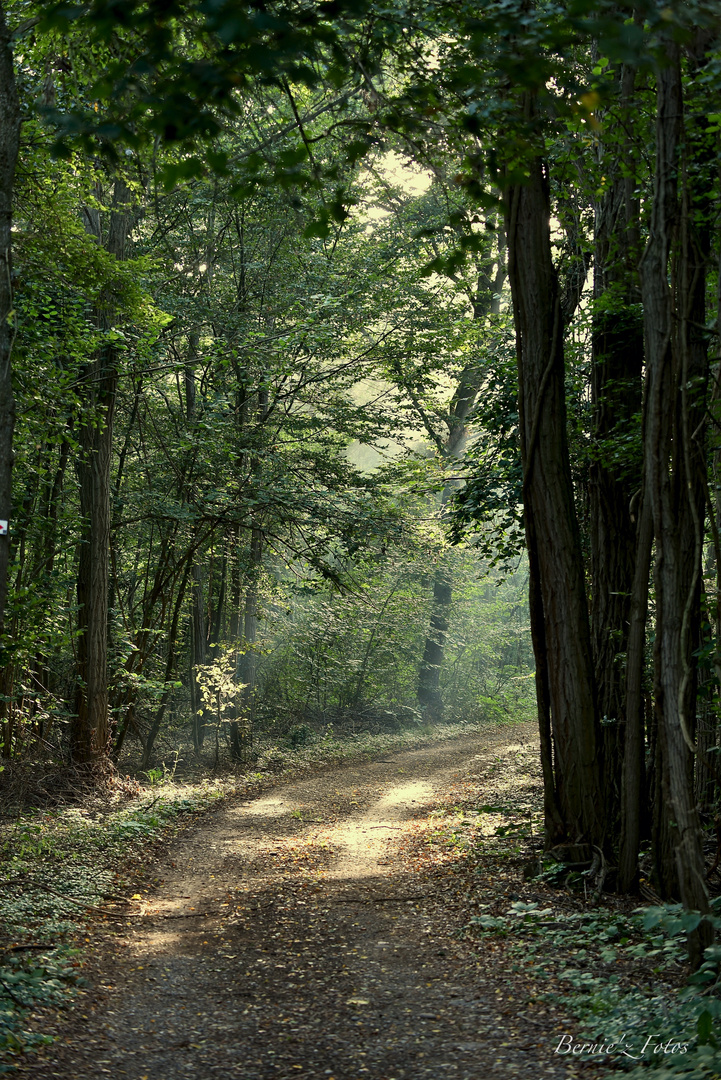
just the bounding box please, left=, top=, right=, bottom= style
left=15, top=723, right=617, bottom=1079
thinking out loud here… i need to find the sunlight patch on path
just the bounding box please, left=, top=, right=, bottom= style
left=327, top=780, right=433, bottom=879
left=240, top=795, right=288, bottom=817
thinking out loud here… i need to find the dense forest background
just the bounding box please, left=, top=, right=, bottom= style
left=1, top=0, right=721, bottom=957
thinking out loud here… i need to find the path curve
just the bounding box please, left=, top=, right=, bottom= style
left=25, top=723, right=587, bottom=1080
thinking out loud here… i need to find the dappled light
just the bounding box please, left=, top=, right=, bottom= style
left=2, top=0, right=721, bottom=1075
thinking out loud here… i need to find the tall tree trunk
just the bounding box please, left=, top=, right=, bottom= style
left=417, top=569, right=451, bottom=718
left=0, top=4, right=20, bottom=660
left=590, top=59, right=644, bottom=841
left=505, top=99, right=605, bottom=847
left=618, top=491, right=653, bottom=891
left=189, top=562, right=207, bottom=751
left=527, top=520, right=565, bottom=843
left=231, top=525, right=262, bottom=762
left=31, top=434, right=71, bottom=739
left=183, top=332, right=208, bottom=751
left=640, top=41, right=711, bottom=963
left=72, top=180, right=132, bottom=764
left=417, top=232, right=506, bottom=717
left=137, top=561, right=191, bottom=768
left=230, top=378, right=268, bottom=762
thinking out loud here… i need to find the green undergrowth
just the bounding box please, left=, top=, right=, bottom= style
left=0, top=715, right=516, bottom=1068
left=465, top=896, right=721, bottom=1077
left=248, top=715, right=501, bottom=779
left=408, top=765, right=720, bottom=1079
left=0, top=782, right=225, bottom=1070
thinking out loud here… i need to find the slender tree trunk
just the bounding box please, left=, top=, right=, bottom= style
left=189, top=562, right=207, bottom=750
left=590, top=59, right=644, bottom=840
left=640, top=42, right=711, bottom=962
left=230, top=525, right=262, bottom=761
left=505, top=101, right=605, bottom=847
left=230, top=378, right=268, bottom=762
left=527, top=522, right=565, bottom=843
left=0, top=4, right=19, bottom=653
left=138, top=562, right=190, bottom=768
left=72, top=180, right=132, bottom=764
left=417, top=233, right=506, bottom=717
left=183, top=332, right=209, bottom=750
left=618, top=491, right=653, bottom=891
left=31, top=435, right=71, bottom=737
left=417, top=570, right=451, bottom=719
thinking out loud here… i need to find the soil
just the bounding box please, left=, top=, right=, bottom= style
left=17, top=722, right=606, bottom=1080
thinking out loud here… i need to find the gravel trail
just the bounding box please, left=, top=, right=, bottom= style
left=22, top=723, right=597, bottom=1080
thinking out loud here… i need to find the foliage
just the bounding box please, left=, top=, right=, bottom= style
left=465, top=898, right=721, bottom=1074
left=1, top=0, right=719, bottom=984
left=0, top=782, right=224, bottom=1063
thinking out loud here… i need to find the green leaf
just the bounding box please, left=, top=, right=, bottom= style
left=697, top=1009, right=713, bottom=1044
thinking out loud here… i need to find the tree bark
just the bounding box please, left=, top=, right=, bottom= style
left=417, top=569, right=451, bottom=719
left=137, top=561, right=191, bottom=768
left=505, top=104, right=605, bottom=847
left=189, top=561, right=207, bottom=751
left=417, top=231, right=506, bottom=717
left=618, top=490, right=652, bottom=891
left=527, top=518, right=565, bottom=843
left=640, top=42, right=711, bottom=962
left=72, top=180, right=132, bottom=764
left=590, top=58, right=644, bottom=840
left=230, top=525, right=262, bottom=761
left=183, top=332, right=209, bottom=751
left=0, top=4, right=20, bottom=649
left=230, top=381, right=268, bottom=762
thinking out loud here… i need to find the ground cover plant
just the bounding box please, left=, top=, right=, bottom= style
left=0, top=713, right=496, bottom=1069
left=0, top=780, right=226, bottom=1066
left=391, top=738, right=721, bottom=1078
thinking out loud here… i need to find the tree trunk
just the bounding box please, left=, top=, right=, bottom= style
left=229, top=373, right=268, bottom=761
left=640, top=42, right=711, bottom=963
left=230, top=525, right=262, bottom=761
left=189, top=562, right=207, bottom=751
left=527, top=521, right=565, bottom=843
left=72, top=180, right=132, bottom=764
left=0, top=4, right=20, bottom=647
left=417, top=232, right=506, bottom=717
left=417, top=569, right=451, bottom=719
left=590, top=59, right=644, bottom=841
left=505, top=102, right=605, bottom=847
left=618, top=491, right=653, bottom=891
left=138, top=562, right=190, bottom=768
left=183, top=332, right=209, bottom=751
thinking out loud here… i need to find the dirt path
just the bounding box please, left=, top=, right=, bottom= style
left=24, top=723, right=595, bottom=1080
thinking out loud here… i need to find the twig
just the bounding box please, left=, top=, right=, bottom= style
left=0, top=976, right=24, bottom=1006
left=141, top=793, right=165, bottom=811
left=2, top=943, right=55, bottom=953
left=26, top=881, right=122, bottom=915
left=332, top=894, right=433, bottom=904
left=159, top=910, right=217, bottom=920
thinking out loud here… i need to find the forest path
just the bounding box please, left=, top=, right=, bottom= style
left=26, top=722, right=594, bottom=1080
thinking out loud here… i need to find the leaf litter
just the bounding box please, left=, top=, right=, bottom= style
left=10, top=723, right=624, bottom=1079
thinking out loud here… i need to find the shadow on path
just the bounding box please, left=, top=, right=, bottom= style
left=23, top=724, right=589, bottom=1080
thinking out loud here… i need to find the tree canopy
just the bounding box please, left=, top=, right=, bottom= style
left=1, top=0, right=721, bottom=973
